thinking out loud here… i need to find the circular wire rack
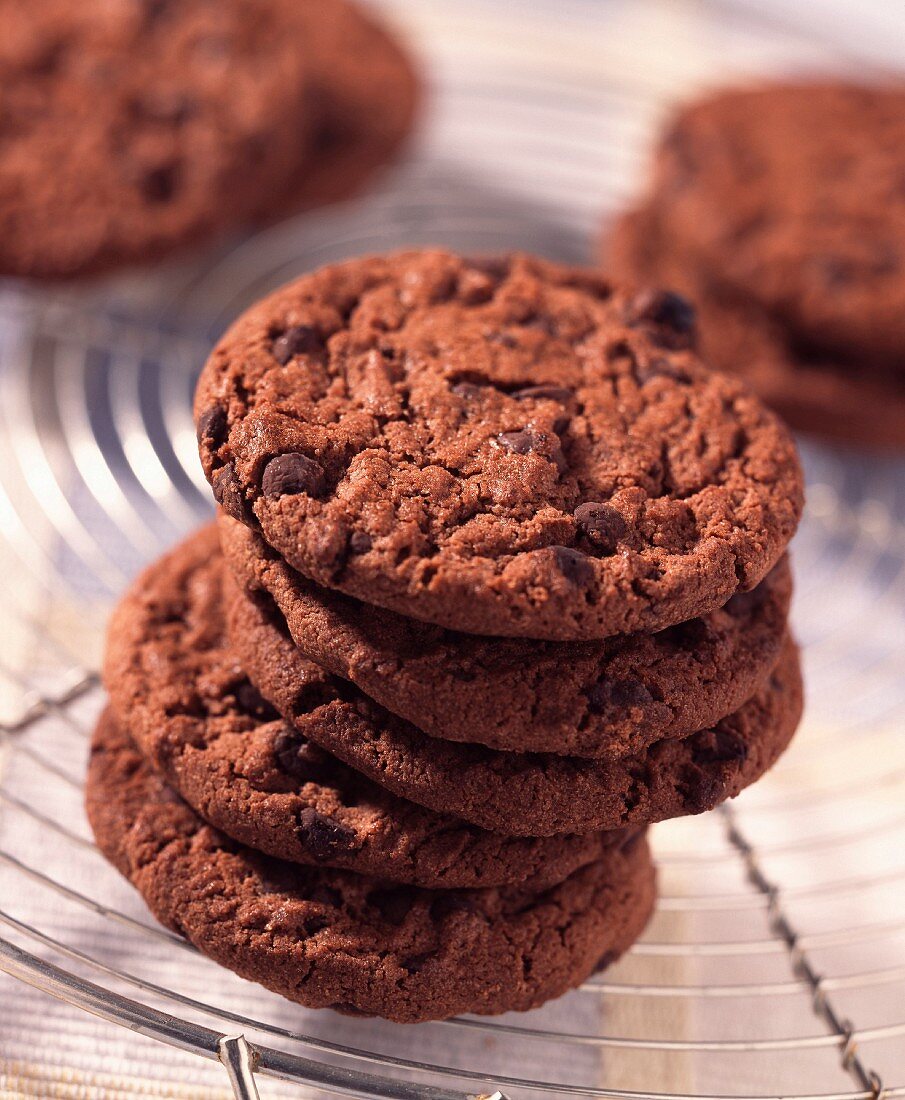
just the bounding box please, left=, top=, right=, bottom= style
left=0, top=2, right=903, bottom=1097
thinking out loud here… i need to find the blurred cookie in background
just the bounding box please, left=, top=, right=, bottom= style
left=606, top=82, right=905, bottom=449
left=0, top=0, right=419, bottom=280
left=261, top=0, right=421, bottom=218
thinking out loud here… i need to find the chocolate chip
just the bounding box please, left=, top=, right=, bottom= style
left=349, top=531, right=372, bottom=554
left=550, top=545, right=595, bottom=587
left=625, top=289, right=696, bottom=347
left=271, top=325, right=324, bottom=364
left=196, top=405, right=228, bottom=448
left=497, top=429, right=567, bottom=473
left=274, top=729, right=330, bottom=783
left=211, top=464, right=247, bottom=522
left=368, top=887, right=417, bottom=924
left=234, top=681, right=278, bottom=721
left=261, top=454, right=325, bottom=499
left=497, top=430, right=536, bottom=455
left=692, top=730, right=748, bottom=767
left=297, top=809, right=355, bottom=861
left=586, top=678, right=654, bottom=715
left=141, top=164, right=178, bottom=204
left=574, top=502, right=626, bottom=554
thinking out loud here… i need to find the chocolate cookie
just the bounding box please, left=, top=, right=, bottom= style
left=195, top=250, right=803, bottom=640
left=646, top=82, right=905, bottom=370
left=220, top=512, right=793, bottom=759
left=229, top=580, right=803, bottom=836
left=262, top=0, right=420, bottom=217
left=0, top=0, right=312, bottom=278
left=104, top=526, right=620, bottom=888
left=87, top=711, right=656, bottom=1023
left=608, top=199, right=905, bottom=449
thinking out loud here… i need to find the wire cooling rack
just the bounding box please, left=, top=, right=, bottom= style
left=1, top=2, right=904, bottom=1097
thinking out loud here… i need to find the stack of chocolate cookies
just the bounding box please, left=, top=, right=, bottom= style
left=0, top=0, right=418, bottom=279
left=89, top=250, right=805, bottom=1023
left=607, top=81, right=905, bottom=449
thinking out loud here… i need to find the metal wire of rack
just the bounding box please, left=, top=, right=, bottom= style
left=0, top=2, right=904, bottom=1097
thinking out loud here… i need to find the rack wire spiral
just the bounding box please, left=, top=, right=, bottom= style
left=0, top=1, right=903, bottom=1097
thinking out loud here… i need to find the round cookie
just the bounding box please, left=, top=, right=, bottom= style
left=0, top=0, right=313, bottom=278
left=228, top=580, right=803, bottom=836
left=608, top=200, right=905, bottom=449
left=195, top=249, right=803, bottom=640
left=87, top=712, right=656, bottom=1024
left=103, top=526, right=619, bottom=888
left=646, top=82, right=905, bottom=369
left=220, top=512, right=793, bottom=759
left=261, top=0, right=420, bottom=217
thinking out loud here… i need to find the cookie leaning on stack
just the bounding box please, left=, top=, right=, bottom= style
left=90, top=249, right=805, bottom=1022
left=606, top=81, right=905, bottom=449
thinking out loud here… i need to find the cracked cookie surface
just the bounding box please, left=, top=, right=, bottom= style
left=195, top=250, right=803, bottom=640
left=103, top=526, right=619, bottom=887
left=229, top=578, right=803, bottom=837
left=221, top=512, right=792, bottom=758
left=87, top=710, right=656, bottom=1023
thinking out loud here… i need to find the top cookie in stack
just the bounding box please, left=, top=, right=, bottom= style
left=607, top=81, right=905, bottom=449
left=197, top=250, right=802, bottom=640
left=0, top=0, right=419, bottom=279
